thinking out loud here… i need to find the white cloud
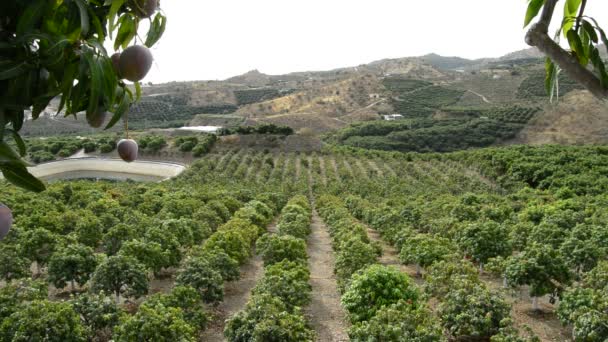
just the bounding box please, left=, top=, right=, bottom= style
left=135, top=0, right=608, bottom=83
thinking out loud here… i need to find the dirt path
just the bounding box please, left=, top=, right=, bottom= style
left=329, top=157, right=341, bottom=183
left=295, top=154, right=302, bottom=180
left=364, top=227, right=423, bottom=285
left=282, top=154, right=291, bottom=181
left=366, top=159, right=383, bottom=177
left=467, top=89, right=492, bottom=103
left=306, top=209, right=350, bottom=341
left=341, top=158, right=355, bottom=179
left=318, top=155, right=328, bottom=186
left=353, top=159, right=370, bottom=179
left=199, top=255, right=264, bottom=341
left=199, top=221, right=278, bottom=341
left=378, top=159, right=397, bottom=177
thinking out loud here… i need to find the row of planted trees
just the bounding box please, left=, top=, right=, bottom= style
left=0, top=159, right=291, bottom=341
left=325, top=145, right=608, bottom=341
left=225, top=195, right=315, bottom=340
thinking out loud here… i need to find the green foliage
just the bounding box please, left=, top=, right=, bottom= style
left=0, top=300, right=87, bottom=342
left=348, top=300, right=445, bottom=342
left=438, top=280, right=511, bottom=341
left=423, top=259, right=480, bottom=297
left=70, top=292, right=124, bottom=340
left=221, top=123, right=294, bottom=136
left=48, top=243, right=98, bottom=290
left=91, top=254, right=149, bottom=301
left=19, top=227, right=61, bottom=270
left=399, top=233, right=457, bottom=270
left=505, top=242, right=572, bottom=298
left=252, top=260, right=312, bottom=311
left=138, top=135, right=167, bottom=152
left=0, top=279, right=48, bottom=322
left=113, top=303, right=196, bottom=342
left=256, top=233, right=308, bottom=265
left=0, top=244, right=31, bottom=282
left=175, top=256, right=224, bottom=304
left=141, top=286, right=208, bottom=331
left=190, top=246, right=241, bottom=281
left=0, top=1, right=166, bottom=190
left=102, top=223, right=137, bottom=255
left=234, top=88, right=282, bottom=105
left=224, top=294, right=315, bottom=342
left=456, top=220, right=511, bottom=265
left=118, top=239, right=165, bottom=275
left=341, top=264, right=420, bottom=323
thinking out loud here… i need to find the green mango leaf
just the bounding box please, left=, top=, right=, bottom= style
left=562, top=0, right=582, bottom=35
left=585, top=17, right=608, bottom=56
left=0, top=141, right=27, bottom=167
left=5, top=129, right=27, bottom=157
left=145, top=13, right=167, bottom=48
left=114, top=14, right=136, bottom=51
left=82, top=48, right=104, bottom=116
left=590, top=48, right=608, bottom=88
left=105, top=87, right=131, bottom=130
left=73, top=0, right=90, bottom=37
left=582, top=20, right=599, bottom=43
left=109, top=0, right=127, bottom=39
left=1, top=165, right=46, bottom=193
left=567, top=29, right=588, bottom=66
left=524, top=0, right=545, bottom=28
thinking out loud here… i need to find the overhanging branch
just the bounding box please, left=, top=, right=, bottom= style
left=525, top=0, right=608, bottom=100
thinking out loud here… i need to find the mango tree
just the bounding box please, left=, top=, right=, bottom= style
left=0, top=0, right=166, bottom=191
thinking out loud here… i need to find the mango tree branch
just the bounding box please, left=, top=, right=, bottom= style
left=525, top=0, right=608, bottom=100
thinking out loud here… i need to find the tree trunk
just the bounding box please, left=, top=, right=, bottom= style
left=532, top=296, right=539, bottom=311
left=71, top=280, right=76, bottom=293
left=115, top=291, right=120, bottom=304
left=415, top=263, right=421, bottom=277
left=502, top=276, right=508, bottom=288
left=479, top=262, right=484, bottom=275
left=36, top=262, right=41, bottom=276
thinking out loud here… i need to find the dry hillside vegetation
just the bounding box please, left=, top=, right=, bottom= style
left=513, top=90, right=608, bottom=145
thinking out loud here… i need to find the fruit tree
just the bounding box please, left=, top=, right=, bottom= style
left=0, top=0, right=166, bottom=191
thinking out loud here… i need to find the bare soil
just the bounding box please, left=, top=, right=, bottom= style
left=199, top=255, right=264, bottom=341
left=198, top=221, right=279, bottom=341
left=306, top=210, right=350, bottom=341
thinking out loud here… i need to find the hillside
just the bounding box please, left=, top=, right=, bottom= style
left=22, top=48, right=608, bottom=153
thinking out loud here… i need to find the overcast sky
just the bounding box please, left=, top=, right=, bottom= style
left=141, top=0, right=608, bottom=83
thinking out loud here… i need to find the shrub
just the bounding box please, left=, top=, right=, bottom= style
left=438, top=280, right=511, bottom=340
left=99, top=143, right=114, bottom=153
left=256, top=234, right=307, bottom=265
left=423, top=259, right=480, bottom=297
left=348, top=300, right=445, bottom=342
left=341, top=265, right=420, bottom=323
left=335, top=236, right=378, bottom=283
left=70, top=293, right=123, bottom=341
left=204, top=230, right=251, bottom=264
left=190, top=247, right=241, bottom=281
left=113, top=303, right=195, bottom=342
left=175, top=256, right=224, bottom=304
left=141, top=286, right=209, bottom=330
left=399, top=233, right=457, bottom=273
left=224, top=294, right=314, bottom=342
left=0, top=300, right=87, bottom=342
left=252, top=260, right=311, bottom=311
